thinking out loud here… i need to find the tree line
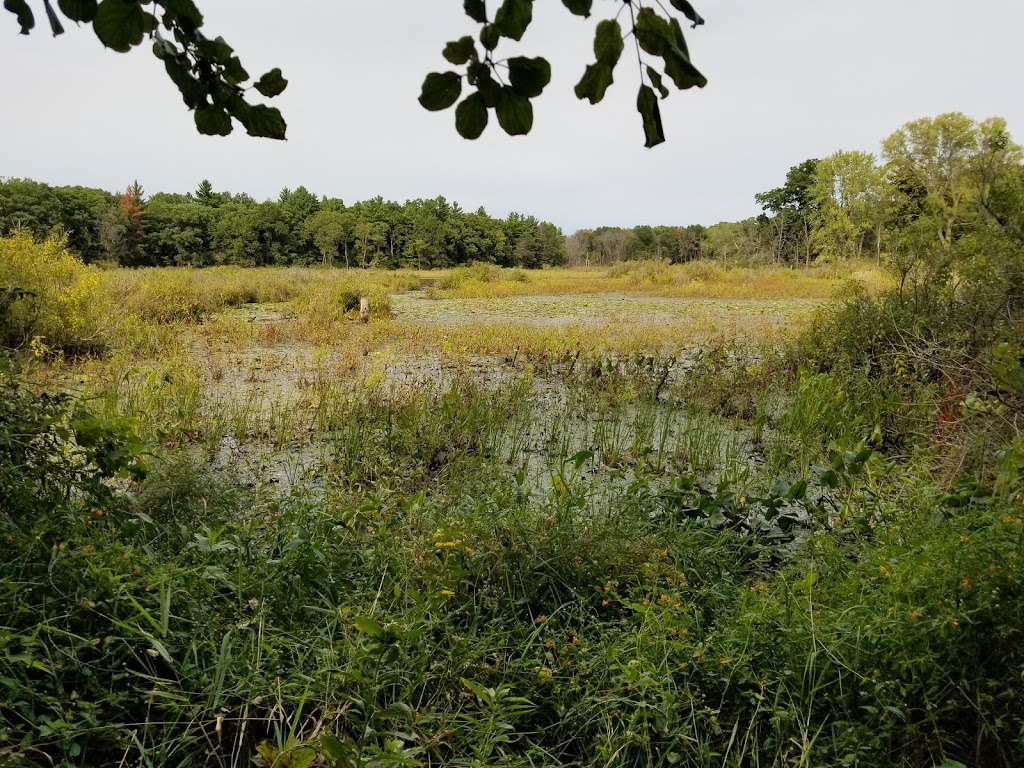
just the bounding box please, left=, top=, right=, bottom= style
left=0, top=179, right=567, bottom=269
left=568, top=113, right=1023, bottom=271
left=3, top=113, right=1020, bottom=273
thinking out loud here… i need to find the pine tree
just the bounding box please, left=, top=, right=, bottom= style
left=117, top=182, right=147, bottom=265
left=195, top=179, right=217, bottom=207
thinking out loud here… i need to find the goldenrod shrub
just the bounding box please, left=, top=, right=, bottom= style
left=0, top=232, right=118, bottom=355
left=437, top=262, right=502, bottom=289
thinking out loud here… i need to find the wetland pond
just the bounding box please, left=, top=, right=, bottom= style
left=89, top=291, right=821, bottom=499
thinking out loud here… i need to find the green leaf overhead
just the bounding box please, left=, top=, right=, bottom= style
left=663, top=45, right=706, bottom=89
left=494, top=0, right=531, bottom=41
left=560, top=0, right=591, bottom=17
left=473, top=67, right=501, bottom=107
left=195, top=34, right=231, bottom=63
left=495, top=87, right=532, bottom=135
left=161, top=56, right=206, bottom=108
left=669, top=0, right=704, bottom=27
left=253, top=68, right=288, bottom=98
left=194, top=104, right=232, bottom=136
left=8, top=0, right=707, bottom=146
left=443, top=36, right=476, bottom=66
left=418, top=71, right=463, bottom=111
left=56, top=0, right=95, bottom=22
left=574, top=62, right=613, bottom=104
left=463, top=0, right=486, bottom=24
left=455, top=92, right=488, bottom=139
left=163, top=0, right=201, bottom=31
left=42, top=0, right=63, bottom=34
left=668, top=17, right=691, bottom=58
left=636, top=84, right=664, bottom=148
left=222, top=55, right=248, bottom=85
left=479, top=23, right=500, bottom=51
left=241, top=104, right=287, bottom=139
left=647, top=66, right=669, bottom=98
left=507, top=56, right=550, bottom=98
left=93, top=0, right=152, bottom=52
left=5, top=0, right=34, bottom=33
left=593, top=19, right=623, bottom=66
left=634, top=7, right=673, bottom=57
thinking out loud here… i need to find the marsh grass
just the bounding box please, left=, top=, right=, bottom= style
left=105, top=265, right=419, bottom=325
left=3, top=252, right=1023, bottom=768
left=4, top=369, right=1022, bottom=767
left=427, top=260, right=891, bottom=300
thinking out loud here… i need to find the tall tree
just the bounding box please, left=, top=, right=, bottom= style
left=882, top=113, right=983, bottom=250
left=194, top=179, right=219, bottom=207
left=278, top=186, right=321, bottom=263
left=98, top=182, right=147, bottom=266
left=755, top=159, right=818, bottom=265
left=0, top=178, right=64, bottom=238
left=810, top=151, right=887, bottom=262
left=303, top=210, right=355, bottom=267
left=146, top=200, right=216, bottom=266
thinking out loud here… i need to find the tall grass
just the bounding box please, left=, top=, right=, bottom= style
left=427, top=260, right=892, bottom=300
left=3, top=364, right=1023, bottom=767
left=4, top=244, right=1023, bottom=767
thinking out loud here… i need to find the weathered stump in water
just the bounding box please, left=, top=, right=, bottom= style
left=359, top=297, right=370, bottom=323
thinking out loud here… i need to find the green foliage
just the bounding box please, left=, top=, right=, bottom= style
left=0, top=231, right=117, bottom=354
left=424, top=0, right=705, bottom=145
left=1, top=178, right=566, bottom=271
left=3, top=108, right=1024, bottom=768
left=6, top=0, right=287, bottom=137
left=637, top=83, right=664, bottom=148
left=7, top=0, right=708, bottom=146
left=3, top=353, right=1024, bottom=766
left=810, top=150, right=888, bottom=262
left=0, top=178, right=113, bottom=262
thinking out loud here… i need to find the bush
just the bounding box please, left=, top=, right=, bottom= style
left=0, top=232, right=118, bottom=355
left=438, top=262, right=501, bottom=289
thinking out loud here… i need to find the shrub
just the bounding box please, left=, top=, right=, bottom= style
left=0, top=232, right=118, bottom=355
left=438, top=262, right=501, bottom=289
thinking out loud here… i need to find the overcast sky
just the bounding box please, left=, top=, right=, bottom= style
left=2, top=0, right=1022, bottom=232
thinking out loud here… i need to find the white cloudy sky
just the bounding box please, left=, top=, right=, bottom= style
left=2, top=0, right=1022, bottom=232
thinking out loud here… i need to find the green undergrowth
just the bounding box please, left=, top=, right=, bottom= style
left=2, top=354, right=1024, bottom=768
left=3, top=241, right=1024, bottom=767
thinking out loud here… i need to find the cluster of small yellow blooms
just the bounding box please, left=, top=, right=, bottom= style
left=431, top=527, right=473, bottom=599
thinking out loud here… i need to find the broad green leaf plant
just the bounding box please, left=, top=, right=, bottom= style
left=7, top=0, right=706, bottom=147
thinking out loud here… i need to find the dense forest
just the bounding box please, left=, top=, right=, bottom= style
left=4, top=113, right=1019, bottom=275
left=0, top=181, right=567, bottom=269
